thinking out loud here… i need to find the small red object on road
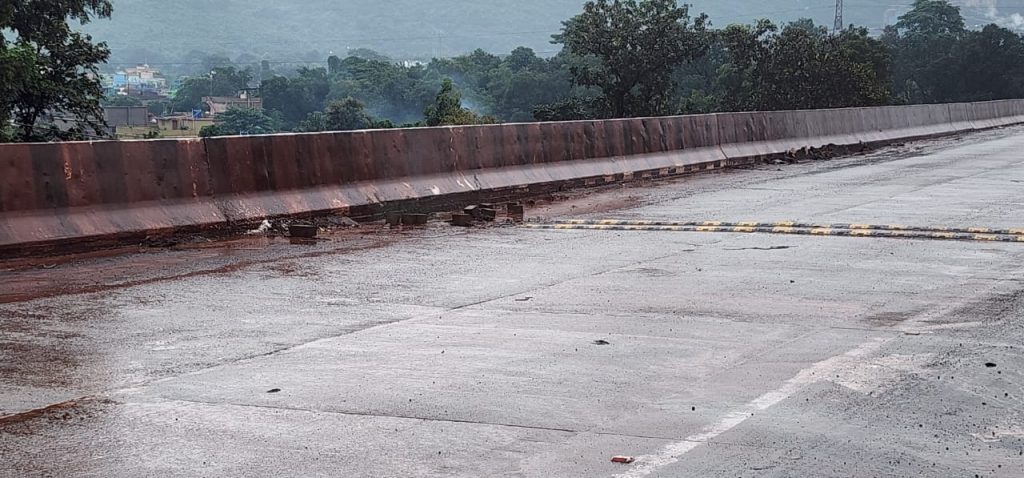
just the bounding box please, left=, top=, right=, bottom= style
left=611, top=456, right=635, bottom=464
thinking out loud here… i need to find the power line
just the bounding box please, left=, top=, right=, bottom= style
left=835, top=0, right=845, bottom=33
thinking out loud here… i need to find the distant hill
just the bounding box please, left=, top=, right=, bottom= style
left=84, top=0, right=1023, bottom=70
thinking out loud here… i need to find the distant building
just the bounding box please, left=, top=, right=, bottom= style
left=113, top=64, right=169, bottom=98
left=103, top=106, right=150, bottom=128
left=113, top=64, right=166, bottom=88
left=203, top=91, right=263, bottom=116
left=39, top=106, right=150, bottom=138
left=155, top=114, right=215, bottom=137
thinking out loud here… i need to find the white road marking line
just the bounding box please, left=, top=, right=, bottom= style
left=613, top=337, right=892, bottom=478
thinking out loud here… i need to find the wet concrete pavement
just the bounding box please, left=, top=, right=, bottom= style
left=3, top=128, right=1024, bottom=477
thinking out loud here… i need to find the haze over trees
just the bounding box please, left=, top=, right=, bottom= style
left=81, top=0, right=1024, bottom=67
left=199, top=107, right=278, bottom=137
left=6, top=0, right=1024, bottom=141
left=258, top=0, right=1024, bottom=126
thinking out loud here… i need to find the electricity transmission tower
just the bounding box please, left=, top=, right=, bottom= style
left=833, top=0, right=844, bottom=33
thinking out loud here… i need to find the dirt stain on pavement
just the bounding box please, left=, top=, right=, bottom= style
left=0, top=228, right=407, bottom=304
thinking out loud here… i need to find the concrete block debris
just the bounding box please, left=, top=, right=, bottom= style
left=451, top=213, right=473, bottom=227
left=402, top=213, right=429, bottom=226
left=288, top=223, right=318, bottom=238
left=385, top=212, right=403, bottom=227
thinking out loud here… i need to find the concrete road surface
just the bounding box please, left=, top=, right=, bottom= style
left=3, top=128, right=1024, bottom=477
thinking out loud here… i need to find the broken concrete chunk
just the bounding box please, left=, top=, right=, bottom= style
left=479, top=208, right=497, bottom=221
left=402, top=213, right=429, bottom=226
left=246, top=219, right=273, bottom=235
left=385, top=212, right=403, bottom=227
left=451, top=213, right=473, bottom=227
left=288, top=223, right=318, bottom=238
left=328, top=216, right=361, bottom=228
left=507, top=203, right=525, bottom=222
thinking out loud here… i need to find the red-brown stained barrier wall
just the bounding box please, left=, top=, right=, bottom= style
left=2, top=99, right=1023, bottom=255
left=0, top=139, right=224, bottom=254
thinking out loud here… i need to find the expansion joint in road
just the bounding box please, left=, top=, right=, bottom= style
left=526, top=219, right=1024, bottom=243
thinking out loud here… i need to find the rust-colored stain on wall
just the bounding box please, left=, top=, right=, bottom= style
left=1, top=100, right=1022, bottom=256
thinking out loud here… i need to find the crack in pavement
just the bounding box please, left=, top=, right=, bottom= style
left=723, top=246, right=794, bottom=251
left=133, top=397, right=758, bottom=445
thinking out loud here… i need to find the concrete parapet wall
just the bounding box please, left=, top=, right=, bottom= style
left=2, top=100, right=1023, bottom=256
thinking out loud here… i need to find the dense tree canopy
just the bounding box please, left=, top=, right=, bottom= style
left=719, top=20, right=891, bottom=111
left=261, top=67, right=331, bottom=129
left=553, top=0, right=711, bottom=118
left=323, top=97, right=376, bottom=131
left=248, top=0, right=1024, bottom=130
left=423, top=79, right=497, bottom=126
left=1, top=0, right=113, bottom=141
left=949, top=25, right=1024, bottom=102
left=171, top=66, right=254, bottom=113
left=885, top=0, right=967, bottom=103
left=200, top=107, right=278, bottom=136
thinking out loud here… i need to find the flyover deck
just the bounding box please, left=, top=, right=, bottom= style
left=2, top=127, right=1023, bottom=477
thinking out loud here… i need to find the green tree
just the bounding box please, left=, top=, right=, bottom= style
left=325, top=97, right=374, bottom=131
left=296, top=111, right=329, bottom=132
left=0, top=45, right=38, bottom=137
left=293, top=98, right=393, bottom=132
left=1, top=0, right=113, bottom=141
left=532, top=96, right=601, bottom=122
left=327, top=55, right=343, bottom=75
left=198, top=124, right=226, bottom=138
left=428, top=47, right=575, bottom=122
left=171, top=66, right=253, bottom=113
left=718, top=20, right=779, bottom=110
left=670, top=32, right=728, bottom=114
left=261, top=67, right=331, bottom=129
left=329, top=56, right=437, bottom=124
left=553, top=0, right=711, bottom=118
left=346, top=48, right=391, bottom=62
left=147, top=100, right=170, bottom=116
left=205, top=107, right=278, bottom=136
left=888, top=0, right=965, bottom=103
left=895, top=0, right=965, bottom=36
left=423, top=79, right=496, bottom=126
left=506, top=46, right=545, bottom=71
left=492, top=48, right=574, bottom=121
left=0, top=122, right=13, bottom=142
left=718, top=20, right=890, bottom=111
left=947, top=25, right=1024, bottom=101
left=676, top=90, right=720, bottom=114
